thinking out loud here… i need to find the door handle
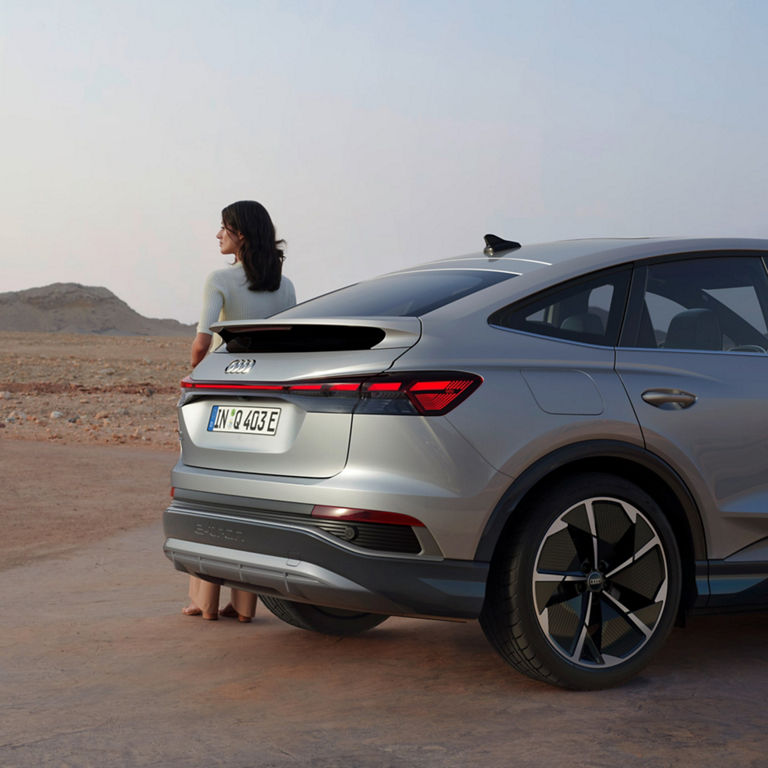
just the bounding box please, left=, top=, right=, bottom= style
left=641, top=389, right=697, bottom=409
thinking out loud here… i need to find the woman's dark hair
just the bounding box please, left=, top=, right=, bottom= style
left=222, top=200, right=285, bottom=292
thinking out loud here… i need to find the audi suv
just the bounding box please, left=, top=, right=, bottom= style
left=164, top=235, right=768, bottom=689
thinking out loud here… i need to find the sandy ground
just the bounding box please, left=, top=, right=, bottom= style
left=0, top=331, right=190, bottom=449
left=0, top=330, right=188, bottom=568
left=1, top=332, right=767, bottom=767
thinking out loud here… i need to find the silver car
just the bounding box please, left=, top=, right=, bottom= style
left=164, top=235, right=768, bottom=689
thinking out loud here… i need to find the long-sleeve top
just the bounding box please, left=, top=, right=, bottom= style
left=197, top=263, right=297, bottom=334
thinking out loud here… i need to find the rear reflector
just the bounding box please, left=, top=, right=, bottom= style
left=311, top=505, right=424, bottom=527
left=181, top=372, right=481, bottom=416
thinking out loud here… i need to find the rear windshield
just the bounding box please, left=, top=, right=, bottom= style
left=278, top=270, right=514, bottom=318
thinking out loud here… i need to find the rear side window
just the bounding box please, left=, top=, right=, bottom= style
left=278, top=270, right=514, bottom=318
left=623, top=255, right=768, bottom=352
left=489, top=269, right=631, bottom=346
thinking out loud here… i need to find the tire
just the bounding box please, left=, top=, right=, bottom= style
left=260, top=596, right=389, bottom=636
left=480, top=473, right=682, bottom=690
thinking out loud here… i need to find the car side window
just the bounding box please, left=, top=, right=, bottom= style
left=488, top=269, right=630, bottom=346
left=624, top=255, right=768, bottom=352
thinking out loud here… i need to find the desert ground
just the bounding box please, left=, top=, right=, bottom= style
left=0, top=330, right=188, bottom=450
left=1, top=331, right=767, bottom=767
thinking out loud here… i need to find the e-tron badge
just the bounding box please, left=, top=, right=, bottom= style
left=225, top=359, right=255, bottom=374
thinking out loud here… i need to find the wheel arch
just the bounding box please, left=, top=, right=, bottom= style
left=475, top=440, right=707, bottom=613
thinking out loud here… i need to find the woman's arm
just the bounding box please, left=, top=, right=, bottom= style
left=190, top=332, right=213, bottom=367
left=193, top=271, right=224, bottom=367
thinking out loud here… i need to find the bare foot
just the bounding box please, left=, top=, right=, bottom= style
left=182, top=605, right=202, bottom=616
left=221, top=603, right=251, bottom=622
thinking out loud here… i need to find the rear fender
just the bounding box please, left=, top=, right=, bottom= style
left=475, top=439, right=707, bottom=566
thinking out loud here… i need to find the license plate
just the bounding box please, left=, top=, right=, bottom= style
left=207, top=405, right=281, bottom=435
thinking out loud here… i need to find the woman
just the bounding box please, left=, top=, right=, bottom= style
left=183, top=200, right=296, bottom=622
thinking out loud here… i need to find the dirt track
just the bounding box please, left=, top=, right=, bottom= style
left=1, top=333, right=767, bottom=766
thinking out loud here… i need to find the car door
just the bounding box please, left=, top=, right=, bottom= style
left=615, top=253, right=768, bottom=604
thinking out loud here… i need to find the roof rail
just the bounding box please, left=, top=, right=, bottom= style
left=483, top=234, right=521, bottom=255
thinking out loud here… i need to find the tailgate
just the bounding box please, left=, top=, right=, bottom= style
left=178, top=317, right=421, bottom=478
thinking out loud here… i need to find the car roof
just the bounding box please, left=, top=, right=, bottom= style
left=398, top=237, right=768, bottom=278
left=397, top=237, right=768, bottom=321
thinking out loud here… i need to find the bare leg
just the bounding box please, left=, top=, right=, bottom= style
left=232, top=589, right=257, bottom=622
left=185, top=575, right=221, bottom=620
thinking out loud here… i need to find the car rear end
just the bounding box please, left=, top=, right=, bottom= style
left=163, top=266, right=517, bottom=619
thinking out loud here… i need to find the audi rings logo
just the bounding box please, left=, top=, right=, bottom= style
left=587, top=572, right=605, bottom=591
left=225, top=359, right=255, bottom=374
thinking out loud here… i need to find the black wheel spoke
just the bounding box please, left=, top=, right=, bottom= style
left=540, top=592, right=589, bottom=657
left=569, top=592, right=594, bottom=662
left=581, top=596, right=605, bottom=665
left=605, top=536, right=662, bottom=581
left=601, top=590, right=661, bottom=639
left=534, top=572, right=585, bottom=613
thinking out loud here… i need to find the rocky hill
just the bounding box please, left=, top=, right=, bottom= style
left=0, top=283, right=195, bottom=336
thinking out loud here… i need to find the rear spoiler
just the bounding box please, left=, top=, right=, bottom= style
left=209, top=317, right=422, bottom=353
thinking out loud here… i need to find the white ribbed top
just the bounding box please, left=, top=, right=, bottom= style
left=197, top=263, right=296, bottom=333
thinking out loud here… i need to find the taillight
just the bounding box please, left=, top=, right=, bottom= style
left=405, top=378, right=476, bottom=415
left=180, top=377, right=361, bottom=394
left=357, top=375, right=481, bottom=415
left=180, top=372, right=481, bottom=416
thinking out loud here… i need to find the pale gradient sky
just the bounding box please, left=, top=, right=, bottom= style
left=2, top=0, right=767, bottom=324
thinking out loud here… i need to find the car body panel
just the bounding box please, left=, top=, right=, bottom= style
left=617, top=348, right=768, bottom=560
left=171, top=408, right=510, bottom=561
left=398, top=318, right=644, bottom=479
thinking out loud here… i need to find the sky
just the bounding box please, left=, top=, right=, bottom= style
left=2, top=0, right=767, bottom=324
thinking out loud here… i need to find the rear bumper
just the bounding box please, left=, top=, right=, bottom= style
left=163, top=502, right=489, bottom=619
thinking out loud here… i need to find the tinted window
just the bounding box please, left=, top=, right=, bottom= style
left=279, top=270, right=514, bottom=318
left=489, top=269, right=631, bottom=346
left=624, top=256, right=768, bottom=352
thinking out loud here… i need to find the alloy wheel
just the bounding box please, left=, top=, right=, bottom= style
left=532, top=496, right=669, bottom=669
